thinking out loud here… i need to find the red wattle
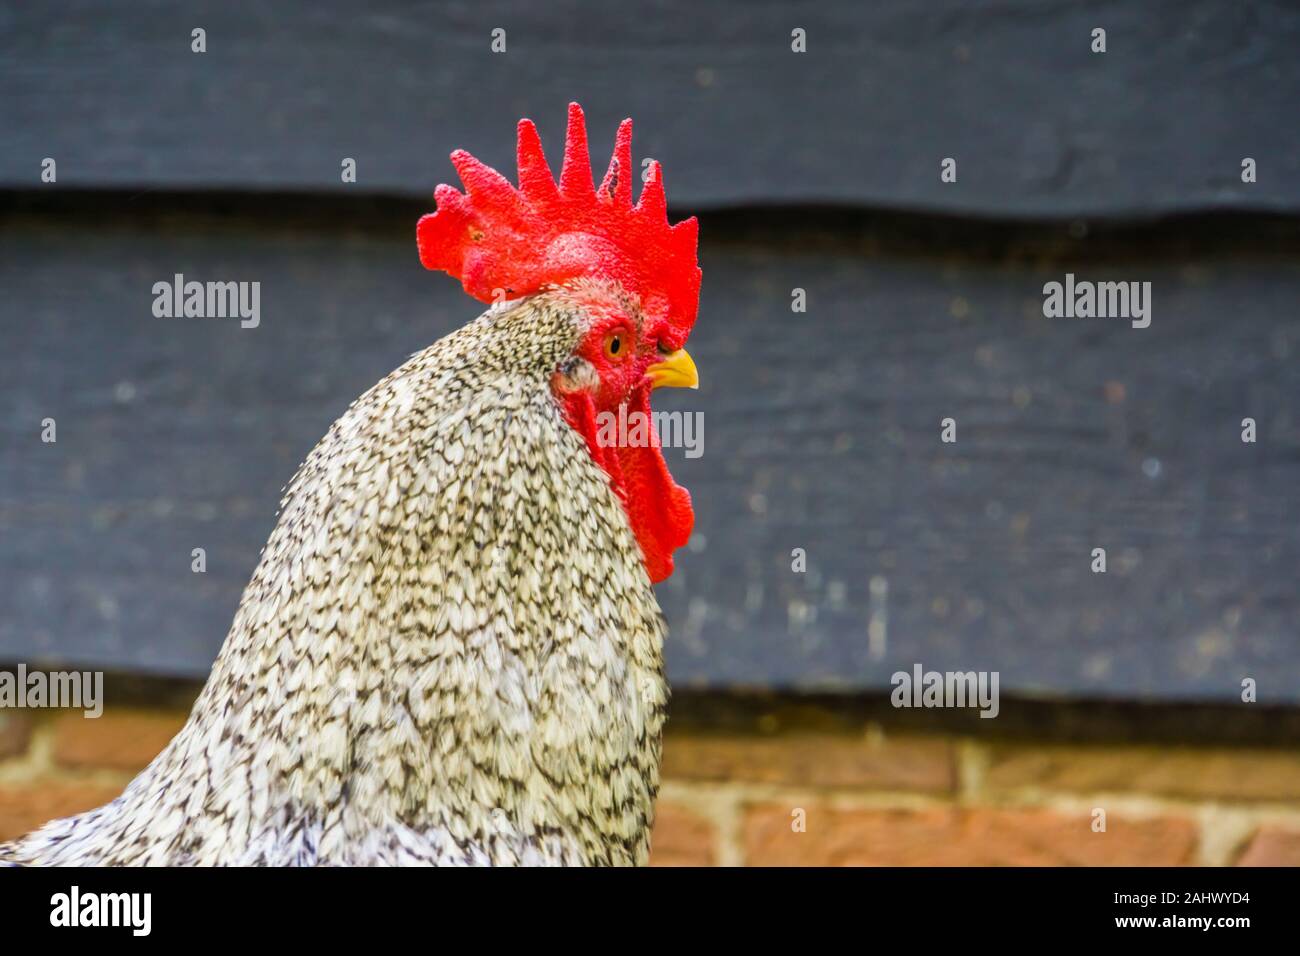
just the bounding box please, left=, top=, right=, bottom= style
left=560, top=386, right=693, bottom=584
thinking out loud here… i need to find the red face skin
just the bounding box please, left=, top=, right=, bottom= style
left=553, top=290, right=694, bottom=584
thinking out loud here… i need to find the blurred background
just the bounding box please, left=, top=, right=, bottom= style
left=2, top=1, right=1299, bottom=864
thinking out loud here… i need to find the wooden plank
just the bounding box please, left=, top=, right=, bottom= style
left=1, top=198, right=1298, bottom=700
left=2, top=0, right=1299, bottom=216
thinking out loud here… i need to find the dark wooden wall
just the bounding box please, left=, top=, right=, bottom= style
left=2, top=2, right=1299, bottom=702
left=4, top=1, right=1300, bottom=216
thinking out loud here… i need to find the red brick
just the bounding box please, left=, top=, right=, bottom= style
left=661, top=733, right=954, bottom=793
left=1236, top=827, right=1300, bottom=866
left=0, top=712, right=33, bottom=760
left=0, top=783, right=124, bottom=842
left=743, top=804, right=1197, bottom=866
left=52, top=708, right=187, bottom=772
left=649, top=802, right=716, bottom=866
left=986, top=745, right=1300, bottom=802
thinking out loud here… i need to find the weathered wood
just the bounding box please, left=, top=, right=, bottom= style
left=2, top=199, right=1297, bottom=700
left=3, top=0, right=1299, bottom=216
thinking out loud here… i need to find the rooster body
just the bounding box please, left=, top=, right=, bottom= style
left=1, top=104, right=700, bottom=866
left=2, top=291, right=667, bottom=865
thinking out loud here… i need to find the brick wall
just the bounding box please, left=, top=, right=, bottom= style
left=2, top=692, right=1299, bottom=866
left=653, top=734, right=1300, bottom=866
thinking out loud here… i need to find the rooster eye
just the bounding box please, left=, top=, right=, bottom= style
left=603, top=332, right=627, bottom=360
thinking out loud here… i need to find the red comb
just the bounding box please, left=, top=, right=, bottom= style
left=417, top=103, right=701, bottom=346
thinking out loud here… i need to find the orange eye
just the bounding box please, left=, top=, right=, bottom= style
left=604, top=332, right=628, bottom=360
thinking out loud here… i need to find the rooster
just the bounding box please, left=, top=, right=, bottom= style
left=1, top=103, right=701, bottom=866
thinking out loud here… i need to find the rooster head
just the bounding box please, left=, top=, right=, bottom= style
left=417, top=103, right=702, bottom=584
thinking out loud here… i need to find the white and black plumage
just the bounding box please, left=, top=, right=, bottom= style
left=1, top=104, right=702, bottom=866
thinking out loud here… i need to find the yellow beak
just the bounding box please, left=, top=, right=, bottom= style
left=647, top=348, right=699, bottom=390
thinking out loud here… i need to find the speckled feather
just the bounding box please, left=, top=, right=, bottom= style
left=0, top=285, right=669, bottom=866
